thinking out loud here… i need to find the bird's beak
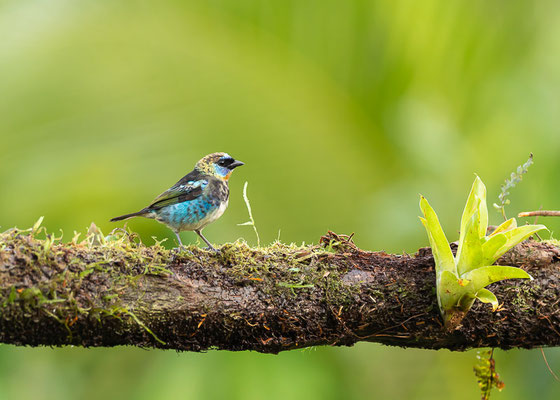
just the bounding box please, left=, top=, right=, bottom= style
left=229, top=160, right=245, bottom=169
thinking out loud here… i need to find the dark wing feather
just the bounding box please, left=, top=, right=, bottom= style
left=147, top=171, right=207, bottom=210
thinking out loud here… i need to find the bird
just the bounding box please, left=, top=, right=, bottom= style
left=110, top=152, right=244, bottom=251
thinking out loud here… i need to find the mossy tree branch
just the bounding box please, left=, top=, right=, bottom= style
left=1, top=228, right=559, bottom=353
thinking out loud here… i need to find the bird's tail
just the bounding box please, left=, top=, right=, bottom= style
left=110, top=210, right=148, bottom=222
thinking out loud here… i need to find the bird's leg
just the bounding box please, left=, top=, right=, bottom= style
left=173, top=230, right=186, bottom=249
left=195, top=229, right=218, bottom=252
left=170, top=230, right=194, bottom=264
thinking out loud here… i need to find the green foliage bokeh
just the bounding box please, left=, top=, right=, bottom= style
left=1, top=1, right=559, bottom=399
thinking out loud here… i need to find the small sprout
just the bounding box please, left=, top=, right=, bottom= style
left=72, top=231, right=81, bottom=244
left=493, top=153, right=533, bottom=220
left=420, top=176, right=546, bottom=329
left=151, top=236, right=168, bottom=247
left=237, top=181, right=261, bottom=247
left=32, top=216, right=45, bottom=234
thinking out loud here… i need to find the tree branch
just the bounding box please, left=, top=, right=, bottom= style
left=1, top=228, right=559, bottom=353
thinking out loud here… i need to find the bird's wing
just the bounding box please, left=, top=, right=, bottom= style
left=148, top=179, right=208, bottom=210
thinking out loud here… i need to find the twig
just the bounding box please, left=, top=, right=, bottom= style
left=518, top=211, right=560, bottom=218
left=540, top=347, right=560, bottom=382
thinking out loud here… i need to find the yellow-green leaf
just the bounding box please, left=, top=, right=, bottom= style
left=481, top=233, right=507, bottom=265
left=438, top=270, right=463, bottom=313
left=475, top=288, right=499, bottom=311
left=458, top=292, right=477, bottom=312
left=462, top=265, right=532, bottom=292
left=420, top=218, right=444, bottom=277
left=456, top=210, right=483, bottom=276
left=477, top=185, right=489, bottom=239
left=489, top=218, right=517, bottom=236
left=420, top=196, right=455, bottom=274
left=490, top=224, right=547, bottom=261
left=459, top=177, right=488, bottom=242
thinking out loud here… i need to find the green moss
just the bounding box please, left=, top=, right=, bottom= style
left=0, top=222, right=177, bottom=345
left=1, top=286, right=17, bottom=307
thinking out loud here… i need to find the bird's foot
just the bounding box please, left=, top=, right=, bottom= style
left=170, top=246, right=194, bottom=260
left=171, top=245, right=189, bottom=252
left=205, top=245, right=220, bottom=253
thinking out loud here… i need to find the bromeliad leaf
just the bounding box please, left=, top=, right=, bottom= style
left=475, top=288, right=499, bottom=311
left=497, top=225, right=547, bottom=259
left=456, top=209, right=483, bottom=276
left=438, top=270, right=463, bottom=310
left=438, top=270, right=465, bottom=324
left=489, top=218, right=517, bottom=236
left=462, top=266, right=532, bottom=292
left=459, top=176, right=488, bottom=242
left=456, top=177, right=487, bottom=266
left=483, top=223, right=546, bottom=264
left=420, top=218, right=445, bottom=277
left=419, top=196, right=455, bottom=275
left=481, top=234, right=507, bottom=265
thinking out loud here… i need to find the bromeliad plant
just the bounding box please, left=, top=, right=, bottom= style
left=420, top=177, right=546, bottom=329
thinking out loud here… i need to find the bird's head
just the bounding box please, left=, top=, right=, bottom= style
left=195, top=152, right=244, bottom=180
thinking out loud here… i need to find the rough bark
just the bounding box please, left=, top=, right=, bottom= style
left=1, top=228, right=559, bottom=353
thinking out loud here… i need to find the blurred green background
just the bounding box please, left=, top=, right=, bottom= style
left=1, top=0, right=559, bottom=399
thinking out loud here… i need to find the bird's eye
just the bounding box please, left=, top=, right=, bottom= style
left=218, top=158, right=232, bottom=167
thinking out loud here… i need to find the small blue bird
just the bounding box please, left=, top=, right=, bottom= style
left=110, top=152, right=244, bottom=251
